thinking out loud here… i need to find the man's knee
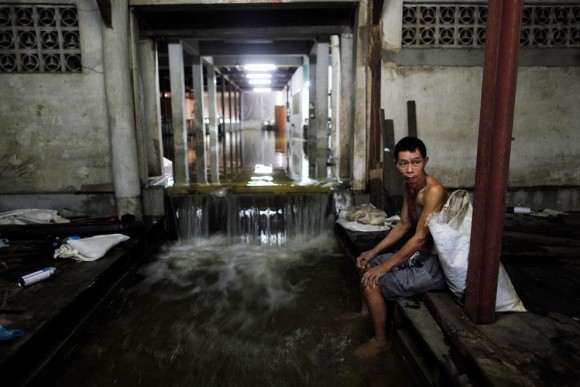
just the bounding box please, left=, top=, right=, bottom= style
left=363, top=284, right=382, bottom=299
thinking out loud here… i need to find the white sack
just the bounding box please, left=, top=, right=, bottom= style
left=427, top=190, right=526, bottom=312
left=54, top=234, right=130, bottom=262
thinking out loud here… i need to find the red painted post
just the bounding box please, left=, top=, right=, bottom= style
left=464, top=0, right=524, bottom=324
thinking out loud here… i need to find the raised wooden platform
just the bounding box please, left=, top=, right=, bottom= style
left=335, top=212, right=580, bottom=386
left=0, top=217, right=167, bottom=385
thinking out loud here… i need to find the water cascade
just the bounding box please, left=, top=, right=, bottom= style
left=170, top=189, right=353, bottom=245
left=46, top=187, right=413, bottom=386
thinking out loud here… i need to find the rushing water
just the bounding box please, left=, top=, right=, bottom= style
left=45, top=231, right=413, bottom=386
left=171, top=191, right=349, bottom=246
left=39, top=188, right=413, bottom=386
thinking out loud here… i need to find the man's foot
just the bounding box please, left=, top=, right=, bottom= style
left=354, top=337, right=391, bottom=359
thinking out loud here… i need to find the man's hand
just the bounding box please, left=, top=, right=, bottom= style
left=356, top=250, right=376, bottom=270
left=361, top=264, right=389, bottom=289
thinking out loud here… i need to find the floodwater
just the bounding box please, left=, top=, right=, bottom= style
left=42, top=128, right=415, bottom=386
left=44, top=233, right=414, bottom=386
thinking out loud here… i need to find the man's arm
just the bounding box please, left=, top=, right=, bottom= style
left=355, top=199, right=413, bottom=269
left=361, top=183, right=447, bottom=288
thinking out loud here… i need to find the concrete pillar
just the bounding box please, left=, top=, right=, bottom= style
left=238, top=90, right=243, bottom=169
left=228, top=81, right=234, bottom=172
left=129, top=11, right=148, bottom=186
left=307, top=52, right=317, bottom=177
left=139, top=39, right=163, bottom=177
left=168, top=41, right=189, bottom=185
left=315, top=42, right=329, bottom=179
left=330, top=35, right=341, bottom=179
left=233, top=87, right=239, bottom=171
left=206, top=62, right=220, bottom=183
left=101, top=0, right=142, bottom=219
left=340, top=34, right=354, bottom=182
left=353, top=0, right=369, bottom=191
left=192, top=55, right=207, bottom=183
left=220, top=77, right=227, bottom=179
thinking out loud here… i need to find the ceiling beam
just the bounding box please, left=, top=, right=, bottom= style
left=211, top=55, right=304, bottom=67
left=198, top=41, right=314, bottom=56
left=139, top=26, right=347, bottom=40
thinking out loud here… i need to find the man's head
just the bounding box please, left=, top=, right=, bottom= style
left=394, top=136, right=427, bottom=161
left=394, top=137, right=429, bottom=183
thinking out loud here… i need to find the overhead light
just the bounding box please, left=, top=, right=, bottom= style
left=246, top=73, right=272, bottom=79
left=253, top=87, right=272, bottom=93
left=244, top=64, right=276, bottom=71
left=249, top=79, right=271, bottom=85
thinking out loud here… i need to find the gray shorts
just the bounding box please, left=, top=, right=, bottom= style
left=369, top=251, right=446, bottom=300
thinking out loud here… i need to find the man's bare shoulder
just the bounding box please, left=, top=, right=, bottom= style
left=425, top=176, right=447, bottom=200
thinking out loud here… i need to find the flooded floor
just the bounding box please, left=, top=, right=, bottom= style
left=37, top=128, right=416, bottom=385
left=42, top=234, right=414, bottom=386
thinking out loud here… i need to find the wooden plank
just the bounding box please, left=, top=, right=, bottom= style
left=369, top=167, right=384, bottom=209
left=502, top=245, right=580, bottom=258
left=407, top=100, right=417, bottom=137
left=396, top=299, right=458, bottom=375
left=478, top=312, right=580, bottom=386
left=503, top=231, right=580, bottom=247
left=424, top=292, right=532, bottom=386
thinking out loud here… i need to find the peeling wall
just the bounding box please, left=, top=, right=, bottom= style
left=0, top=1, right=110, bottom=194
left=380, top=0, right=580, bottom=211
left=382, top=66, right=580, bottom=189
left=0, top=1, right=115, bottom=214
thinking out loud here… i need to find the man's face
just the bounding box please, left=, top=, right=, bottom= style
left=396, top=149, right=428, bottom=184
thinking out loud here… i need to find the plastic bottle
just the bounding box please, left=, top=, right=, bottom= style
left=18, top=267, right=56, bottom=287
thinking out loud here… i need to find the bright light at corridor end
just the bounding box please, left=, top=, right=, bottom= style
left=253, top=87, right=272, bottom=93
left=244, top=64, right=276, bottom=71
left=246, top=73, right=272, bottom=79
left=254, top=164, right=273, bottom=174
left=249, top=79, right=271, bottom=85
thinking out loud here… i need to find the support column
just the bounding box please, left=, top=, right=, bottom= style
left=330, top=35, right=341, bottom=179
left=138, top=39, right=163, bottom=177
left=129, top=11, right=148, bottom=186
left=220, top=76, right=227, bottom=180
left=168, top=41, right=189, bottom=185
left=352, top=0, right=369, bottom=191
left=465, top=0, right=524, bottom=324
left=315, top=42, right=330, bottom=179
left=101, top=0, right=142, bottom=219
left=233, top=87, right=239, bottom=171
left=339, top=33, right=354, bottom=181
left=192, top=55, right=207, bottom=183
left=206, top=62, right=220, bottom=183
left=227, top=81, right=233, bottom=174
left=238, top=90, right=243, bottom=169
left=308, top=52, right=316, bottom=177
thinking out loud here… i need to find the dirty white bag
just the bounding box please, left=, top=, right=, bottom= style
left=54, top=234, right=130, bottom=262
left=427, top=190, right=525, bottom=312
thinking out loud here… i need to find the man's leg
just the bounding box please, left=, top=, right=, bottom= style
left=354, top=284, right=391, bottom=358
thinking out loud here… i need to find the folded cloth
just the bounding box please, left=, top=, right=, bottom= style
left=0, top=209, right=70, bottom=225
left=54, top=234, right=130, bottom=261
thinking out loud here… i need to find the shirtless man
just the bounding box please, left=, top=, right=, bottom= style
left=354, top=136, right=447, bottom=358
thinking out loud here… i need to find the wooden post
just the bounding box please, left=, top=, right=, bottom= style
left=465, top=0, right=524, bottom=324
left=368, top=0, right=384, bottom=170
left=407, top=101, right=417, bottom=137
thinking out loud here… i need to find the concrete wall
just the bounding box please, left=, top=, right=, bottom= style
left=381, top=0, right=580, bottom=211
left=382, top=66, right=580, bottom=188
left=0, top=0, right=116, bottom=215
